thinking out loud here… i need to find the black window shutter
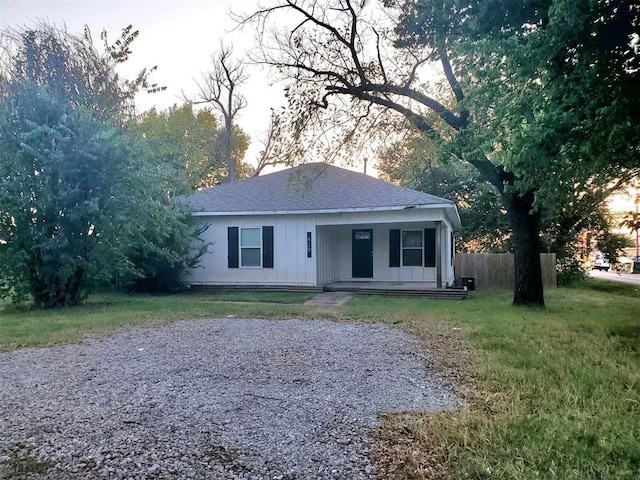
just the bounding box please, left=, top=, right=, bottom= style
left=424, top=228, right=436, bottom=267
left=262, top=226, right=274, bottom=269
left=228, top=227, right=239, bottom=268
left=389, top=229, right=401, bottom=267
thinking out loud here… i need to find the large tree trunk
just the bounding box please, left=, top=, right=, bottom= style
left=504, top=190, right=545, bottom=307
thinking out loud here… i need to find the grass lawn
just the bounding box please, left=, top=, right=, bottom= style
left=0, top=291, right=316, bottom=351
left=1, top=280, right=638, bottom=479
left=365, top=280, right=640, bottom=479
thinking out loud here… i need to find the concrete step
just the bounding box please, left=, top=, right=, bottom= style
left=323, top=285, right=468, bottom=299
left=354, top=289, right=468, bottom=299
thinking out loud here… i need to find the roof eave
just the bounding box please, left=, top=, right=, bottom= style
left=190, top=203, right=457, bottom=217
left=447, top=204, right=463, bottom=231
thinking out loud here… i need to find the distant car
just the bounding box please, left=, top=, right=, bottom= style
left=592, top=253, right=611, bottom=271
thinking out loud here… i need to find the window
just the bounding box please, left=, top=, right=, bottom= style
left=390, top=228, right=436, bottom=268
left=402, top=230, right=423, bottom=266
left=240, top=227, right=261, bottom=267
left=228, top=226, right=274, bottom=269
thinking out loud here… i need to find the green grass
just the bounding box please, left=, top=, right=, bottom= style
left=367, top=281, right=640, bottom=479
left=1, top=282, right=638, bottom=479
left=181, top=290, right=318, bottom=304
left=581, top=276, right=640, bottom=297
left=0, top=290, right=316, bottom=351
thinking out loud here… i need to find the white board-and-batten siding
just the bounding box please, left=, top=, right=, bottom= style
left=189, top=214, right=317, bottom=286
left=186, top=208, right=456, bottom=287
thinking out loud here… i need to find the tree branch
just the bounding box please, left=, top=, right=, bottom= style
left=437, top=39, right=464, bottom=103
left=373, top=28, right=388, bottom=84
left=460, top=149, right=506, bottom=193
left=325, top=86, right=442, bottom=140
left=332, top=82, right=464, bottom=130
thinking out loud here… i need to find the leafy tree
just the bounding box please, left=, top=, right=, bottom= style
left=0, top=24, right=203, bottom=306
left=379, top=130, right=630, bottom=262
left=214, top=125, right=252, bottom=181
left=0, top=22, right=163, bottom=118
left=378, top=134, right=511, bottom=252
left=0, top=83, right=135, bottom=306
left=136, top=104, right=250, bottom=192
left=241, top=0, right=639, bottom=306
left=122, top=189, right=209, bottom=293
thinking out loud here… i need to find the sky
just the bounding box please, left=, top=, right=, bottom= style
left=0, top=0, right=285, bottom=165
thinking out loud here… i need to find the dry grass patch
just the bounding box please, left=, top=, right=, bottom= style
left=351, top=298, right=483, bottom=479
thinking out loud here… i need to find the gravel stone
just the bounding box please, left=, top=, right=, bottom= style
left=0, top=318, right=458, bottom=479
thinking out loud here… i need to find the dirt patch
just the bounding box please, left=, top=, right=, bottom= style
left=304, top=292, right=354, bottom=307
left=370, top=319, right=480, bottom=479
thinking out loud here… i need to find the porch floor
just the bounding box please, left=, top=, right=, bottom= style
left=323, top=281, right=468, bottom=299
left=324, top=281, right=433, bottom=291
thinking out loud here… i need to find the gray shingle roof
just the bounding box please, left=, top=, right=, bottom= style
left=179, top=163, right=455, bottom=213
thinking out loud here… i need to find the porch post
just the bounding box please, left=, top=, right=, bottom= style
left=436, top=221, right=442, bottom=289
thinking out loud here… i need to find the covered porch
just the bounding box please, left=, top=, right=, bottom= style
left=314, top=215, right=456, bottom=290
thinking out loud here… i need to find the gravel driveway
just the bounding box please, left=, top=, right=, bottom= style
left=0, top=318, right=458, bottom=479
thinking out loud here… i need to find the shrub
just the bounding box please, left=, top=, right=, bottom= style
left=557, top=257, right=588, bottom=286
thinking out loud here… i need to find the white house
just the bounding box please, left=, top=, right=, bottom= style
left=180, top=163, right=461, bottom=290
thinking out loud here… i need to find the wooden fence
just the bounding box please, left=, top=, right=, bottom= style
left=454, top=253, right=557, bottom=289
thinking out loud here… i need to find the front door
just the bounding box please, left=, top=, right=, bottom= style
left=352, top=229, right=373, bottom=278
